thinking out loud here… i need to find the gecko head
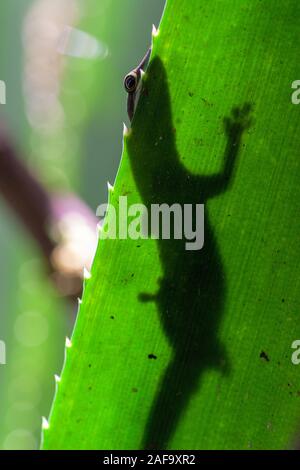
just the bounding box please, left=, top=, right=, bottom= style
left=124, top=70, right=139, bottom=93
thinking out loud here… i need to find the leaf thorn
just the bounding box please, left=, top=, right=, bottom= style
left=123, top=122, right=130, bottom=136
left=83, top=267, right=92, bottom=280
left=107, top=181, right=114, bottom=192
left=54, top=374, right=61, bottom=383
left=42, top=417, right=50, bottom=430
left=152, top=24, right=159, bottom=37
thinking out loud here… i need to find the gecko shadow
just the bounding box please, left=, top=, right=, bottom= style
left=126, top=57, right=252, bottom=449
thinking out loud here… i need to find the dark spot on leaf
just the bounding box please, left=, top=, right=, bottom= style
left=132, top=387, right=138, bottom=393
left=148, top=354, right=157, bottom=360
left=188, top=91, right=194, bottom=97
left=282, top=298, right=285, bottom=303
left=88, top=364, right=92, bottom=368
left=201, top=97, right=213, bottom=107
left=136, top=245, right=141, bottom=248
left=260, top=351, right=270, bottom=362
left=194, top=137, right=204, bottom=146
left=110, top=316, right=115, bottom=320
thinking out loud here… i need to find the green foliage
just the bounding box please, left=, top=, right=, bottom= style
left=43, top=0, right=300, bottom=449
left=0, top=0, right=164, bottom=449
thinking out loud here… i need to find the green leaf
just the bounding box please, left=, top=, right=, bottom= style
left=43, top=0, right=300, bottom=449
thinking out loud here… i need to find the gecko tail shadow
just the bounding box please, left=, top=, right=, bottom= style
left=139, top=286, right=230, bottom=451
left=141, top=338, right=229, bottom=450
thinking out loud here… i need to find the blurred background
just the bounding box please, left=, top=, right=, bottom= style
left=0, top=0, right=165, bottom=449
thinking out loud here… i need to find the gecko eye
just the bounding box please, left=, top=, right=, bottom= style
left=124, top=72, right=138, bottom=93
